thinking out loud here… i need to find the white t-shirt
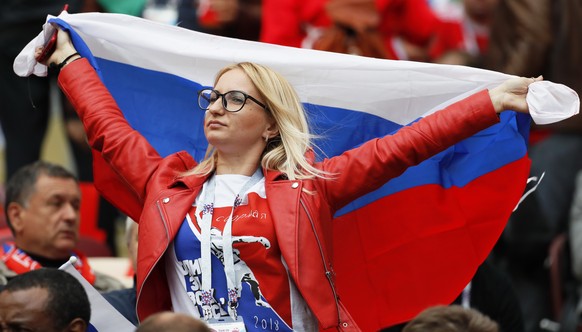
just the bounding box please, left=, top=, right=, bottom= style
left=165, top=174, right=318, bottom=331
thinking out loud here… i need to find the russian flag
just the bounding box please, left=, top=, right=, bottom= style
left=22, top=12, right=534, bottom=331
left=59, top=258, right=136, bottom=332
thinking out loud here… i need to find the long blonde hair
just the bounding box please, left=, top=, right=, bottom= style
left=183, top=62, right=329, bottom=180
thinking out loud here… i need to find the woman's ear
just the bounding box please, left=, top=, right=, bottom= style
left=264, top=121, right=279, bottom=140
left=267, top=119, right=279, bottom=139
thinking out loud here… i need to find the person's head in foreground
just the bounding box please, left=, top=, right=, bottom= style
left=136, top=311, right=211, bottom=332
left=0, top=268, right=91, bottom=332
left=402, top=305, right=499, bottom=332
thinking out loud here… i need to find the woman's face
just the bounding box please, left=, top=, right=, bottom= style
left=204, top=68, right=276, bottom=154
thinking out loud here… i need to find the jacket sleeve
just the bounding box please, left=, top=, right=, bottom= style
left=319, top=89, right=500, bottom=210
left=58, top=59, right=164, bottom=219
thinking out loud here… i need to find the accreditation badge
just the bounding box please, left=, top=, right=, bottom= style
left=208, top=317, right=247, bottom=332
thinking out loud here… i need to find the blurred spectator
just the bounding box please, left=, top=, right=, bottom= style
left=260, top=0, right=441, bottom=61
left=0, top=268, right=91, bottom=332
left=382, top=261, right=524, bottom=332
left=484, top=0, right=582, bottom=331
left=150, top=0, right=262, bottom=41
left=143, top=0, right=180, bottom=24
left=453, top=261, right=523, bottom=332
left=135, top=311, right=211, bottom=332
left=0, top=1, right=84, bottom=180
left=569, top=171, right=582, bottom=330
left=0, top=161, right=124, bottom=292
left=402, top=305, right=499, bottom=332
left=99, top=0, right=146, bottom=16
left=58, top=0, right=139, bottom=258
left=196, top=0, right=262, bottom=40
left=103, top=217, right=139, bottom=326
left=62, top=94, right=125, bottom=257
left=429, top=0, right=464, bottom=18
left=0, top=0, right=123, bottom=257
left=430, top=0, right=499, bottom=66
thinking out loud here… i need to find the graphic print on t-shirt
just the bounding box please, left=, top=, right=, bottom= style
left=172, top=175, right=293, bottom=331
left=205, top=226, right=271, bottom=309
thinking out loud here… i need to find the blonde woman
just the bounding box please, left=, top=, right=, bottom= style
left=42, top=28, right=540, bottom=332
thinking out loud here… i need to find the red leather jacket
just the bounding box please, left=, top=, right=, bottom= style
left=59, top=59, right=498, bottom=331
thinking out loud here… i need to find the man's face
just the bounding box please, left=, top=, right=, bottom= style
left=10, top=175, right=81, bottom=259
left=0, top=287, right=56, bottom=332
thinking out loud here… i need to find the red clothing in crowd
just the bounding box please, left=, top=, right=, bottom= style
left=430, top=18, right=490, bottom=61
left=260, top=0, right=440, bottom=60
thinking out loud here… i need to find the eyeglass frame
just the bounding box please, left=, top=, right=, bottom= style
left=197, top=88, right=267, bottom=113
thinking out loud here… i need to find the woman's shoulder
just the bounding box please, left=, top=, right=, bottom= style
left=162, top=150, right=198, bottom=171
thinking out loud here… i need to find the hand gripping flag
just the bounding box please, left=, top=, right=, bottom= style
left=16, top=12, right=578, bottom=331
left=59, top=257, right=136, bottom=332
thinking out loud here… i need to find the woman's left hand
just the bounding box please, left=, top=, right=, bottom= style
left=35, top=25, right=78, bottom=68
left=489, top=76, right=543, bottom=114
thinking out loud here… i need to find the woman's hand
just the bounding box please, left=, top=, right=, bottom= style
left=35, top=26, right=79, bottom=68
left=489, top=76, right=543, bottom=114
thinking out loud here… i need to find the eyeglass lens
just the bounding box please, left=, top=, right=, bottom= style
left=198, top=89, right=247, bottom=112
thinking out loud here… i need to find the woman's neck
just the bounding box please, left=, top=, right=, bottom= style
left=215, top=153, right=261, bottom=176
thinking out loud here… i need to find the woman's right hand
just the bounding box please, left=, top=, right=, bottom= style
left=35, top=26, right=79, bottom=68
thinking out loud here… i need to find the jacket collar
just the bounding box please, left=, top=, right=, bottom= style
left=265, top=149, right=317, bottom=182
left=264, top=168, right=284, bottom=182
left=171, top=172, right=209, bottom=190
left=173, top=168, right=286, bottom=188
left=170, top=149, right=316, bottom=187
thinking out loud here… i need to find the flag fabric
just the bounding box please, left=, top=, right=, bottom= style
left=59, top=258, right=136, bottom=332
left=18, top=12, right=540, bottom=330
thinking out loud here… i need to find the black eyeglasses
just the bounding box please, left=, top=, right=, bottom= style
left=197, top=89, right=267, bottom=112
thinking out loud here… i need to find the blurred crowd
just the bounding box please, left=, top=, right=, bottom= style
left=0, top=0, right=581, bottom=331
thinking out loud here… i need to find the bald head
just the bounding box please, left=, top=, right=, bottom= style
left=136, top=312, right=211, bottom=332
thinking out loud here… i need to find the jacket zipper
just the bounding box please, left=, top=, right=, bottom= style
left=136, top=200, right=172, bottom=312
left=300, top=198, right=341, bottom=325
